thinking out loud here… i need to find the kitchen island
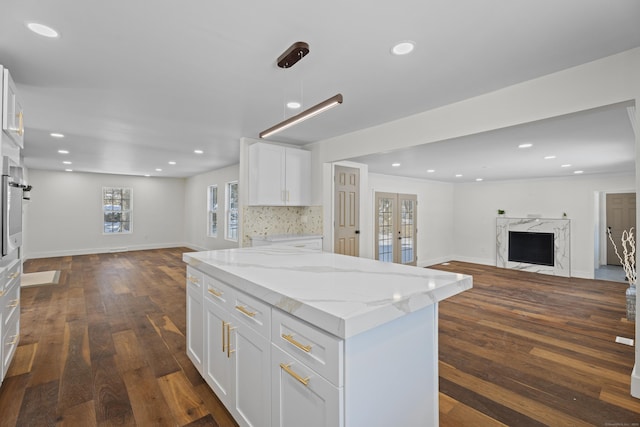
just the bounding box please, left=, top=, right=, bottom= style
left=184, top=246, right=472, bottom=427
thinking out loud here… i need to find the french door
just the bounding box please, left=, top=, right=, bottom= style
left=375, top=192, right=417, bottom=265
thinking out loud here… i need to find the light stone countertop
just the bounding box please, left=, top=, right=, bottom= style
left=249, top=234, right=323, bottom=242
left=183, top=246, right=472, bottom=339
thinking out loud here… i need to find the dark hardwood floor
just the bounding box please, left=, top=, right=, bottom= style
left=433, top=261, right=639, bottom=426
left=0, top=249, right=637, bottom=426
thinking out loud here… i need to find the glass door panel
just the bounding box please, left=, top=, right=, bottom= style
left=375, top=192, right=417, bottom=265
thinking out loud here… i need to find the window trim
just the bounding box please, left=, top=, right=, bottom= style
left=102, top=186, right=133, bottom=235
left=225, top=180, right=239, bottom=242
left=207, top=184, right=218, bottom=238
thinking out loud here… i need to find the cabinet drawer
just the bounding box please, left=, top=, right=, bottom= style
left=203, top=275, right=234, bottom=311
left=1, top=259, right=20, bottom=294
left=186, top=266, right=204, bottom=290
left=271, top=344, right=342, bottom=427
left=231, top=291, right=270, bottom=339
left=3, top=279, right=19, bottom=327
left=272, top=309, right=343, bottom=387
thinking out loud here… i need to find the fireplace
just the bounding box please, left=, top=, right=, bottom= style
left=496, top=217, right=570, bottom=277
left=508, top=231, right=554, bottom=266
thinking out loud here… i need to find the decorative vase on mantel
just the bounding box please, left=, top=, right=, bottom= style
left=626, top=283, right=636, bottom=322
left=607, top=227, right=636, bottom=321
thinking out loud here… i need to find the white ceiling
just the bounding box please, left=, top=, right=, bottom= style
left=1, top=0, right=639, bottom=179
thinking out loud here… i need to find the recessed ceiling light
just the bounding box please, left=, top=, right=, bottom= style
left=63, top=161, right=72, bottom=165
left=392, top=163, right=401, bottom=167
left=168, top=161, right=176, bottom=165
left=561, top=164, right=571, bottom=168
left=544, top=155, right=556, bottom=160
left=58, top=149, right=69, bottom=154
left=518, top=143, right=533, bottom=148
left=65, top=169, right=73, bottom=172
left=427, top=169, right=435, bottom=173
left=194, top=149, right=204, bottom=154
left=455, top=174, right=463, bottom=178
left=475, top=178, right=483, bottom=182
left=155, top=168, right=162, bottom=172
left=391, top=41, right=415, bottom=55
left=50, top=133, right=64, bottom=138
left=144, top=174, right=150, bottom=177
left=26, top=22, right=59, bottom=38
left=287, top=101, right=301, bottom=109
left=574, top=170, right=584, bottom=174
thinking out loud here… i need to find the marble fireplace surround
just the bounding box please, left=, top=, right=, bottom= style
left=496, top=217, right=571, bottom=277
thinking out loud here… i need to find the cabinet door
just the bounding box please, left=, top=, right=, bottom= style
left=232, top=321, right=271, bottom=427
left=204, top=298, right=233, bottom=407
left=249, top=143, right=286, bottom=206
left=284, top=148, right=311, bottom=206
left=0, top=309, right=3, bottom=385
left=2, top=70, right=24, bottom=148
left=2, top=314, right=19, bottom=379
left=271, top=345, right=342, bottom=427
left=186, top=275, right=204, bottom=373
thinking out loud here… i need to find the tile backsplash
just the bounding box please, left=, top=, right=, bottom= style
left=242, top=206, right=323, bottom=247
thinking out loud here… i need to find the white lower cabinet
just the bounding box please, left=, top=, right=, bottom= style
left=233, top=319, right=270, bottom=426
left=204, top=296, right=232, bottom=404
left=271, top=344, right=342, bottom=427
left=186, top=267, right=204, bottom=374
left=201, top=273, right=271, bottom=427
left=188, top=266, right=344, bottom=427
left=0, top=256, right=20, bottom=385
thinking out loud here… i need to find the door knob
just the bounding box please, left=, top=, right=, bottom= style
left=355, top=230, right=360, bottom=234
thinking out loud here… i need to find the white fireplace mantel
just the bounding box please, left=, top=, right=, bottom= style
left=496, top=217, right=571, bottom=277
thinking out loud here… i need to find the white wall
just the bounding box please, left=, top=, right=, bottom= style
left=368, top=173, right=454, bottom=266
left=24, top=169, right=186, bottom=259
left=184, top=164, right=240, bottom=251
left=452, top=173, right=635, bottom=278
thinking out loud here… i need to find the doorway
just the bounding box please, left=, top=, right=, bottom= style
left=334, top=166, right=360, bottom=256
left=606, top=192, right=636, bottom=266
left=374, top=192, right=417, bottom=266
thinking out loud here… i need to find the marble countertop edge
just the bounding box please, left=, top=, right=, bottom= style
left=183, top=248, right=472, bottom=339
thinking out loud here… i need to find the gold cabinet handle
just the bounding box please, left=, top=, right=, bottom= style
left=235, top=305, right=256, bottom=318
left=9, top=299, right=18, bottom=308
left=7, top=335, right=19, bottom=346
left=17, top=111, right=24, bottom=136
left=0, top=290, right=4, bottom=297
left=280, top=363, right=309, bottom=386
left=282, top=334, right=312, bottom=353
left=208, top=288, right=222, bottom=298
left=222, top=321, right=228, bottom=352
left=226, top=323, right=235, bottom=358
left=188, top=275, right=200, bottom=284
left=9, top=272, right=19, bottom=279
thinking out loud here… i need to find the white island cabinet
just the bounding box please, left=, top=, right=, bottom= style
left=184, top=247, right=472, bottom=427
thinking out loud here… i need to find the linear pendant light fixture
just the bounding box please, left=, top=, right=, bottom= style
left=259, top=93, right=343, bottom=139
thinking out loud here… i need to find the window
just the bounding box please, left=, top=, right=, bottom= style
left=226, top=181, right=238, bottom=241
left=103, top=187, right=132, bottom=234
left=207, top=185, right=218, bottom=237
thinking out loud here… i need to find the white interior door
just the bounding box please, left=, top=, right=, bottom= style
left=334, top=166, right=360, bottom=257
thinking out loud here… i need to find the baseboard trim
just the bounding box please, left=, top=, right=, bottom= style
left=24, top=242, right=192, bottom=260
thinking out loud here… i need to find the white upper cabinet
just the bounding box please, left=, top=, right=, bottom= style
left=2, top=68, right=24, bottom=149
left=248, top=142, right=311, bottom=206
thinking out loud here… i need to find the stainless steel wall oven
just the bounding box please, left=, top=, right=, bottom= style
left=2, top=157, right=24, bottom=257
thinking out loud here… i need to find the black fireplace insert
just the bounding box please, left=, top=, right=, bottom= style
left=508, top=231, right=554, bottom=266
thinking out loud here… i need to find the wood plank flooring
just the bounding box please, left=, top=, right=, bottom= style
left=0, top=249, right=637, bottom=426
left=433, top=261, right=639, bottom=426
